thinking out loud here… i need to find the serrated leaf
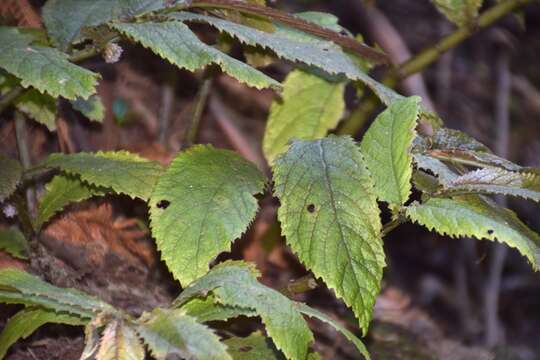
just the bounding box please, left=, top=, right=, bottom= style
left=0, top=155, right=22, bottom=203
left=35, top=174, right=106, bottom=230
left=149, top=145, right=265, bottom=286
left=431, top=128, right=491, bottom=152
left=413, top=154, right=458, bottom=183
left=431, top=0, right=483, bottom=26
left=273, top=136, right=385, bottom=334
left=0, top=27, right=98, bottom=100
left=175, top=261, right=314, bottom=360
left=263, top=69, right=345, bottom=163
left=112, top=21, right=279, bottom=90
left=224, top=332, right=284, bottom=360
left=42, top=0, right=189, bottom=50
left=295, top=302, right=370, bottom=360
left=72, top=95, right=105, bottom=123
left=441, top=168, right=540, bottom=202
left=427, top=149, right=521, bottom=171
left=0, top=228, right=29, bottom=260
left=0, top=268, right=112, bottom=317
left=96, top=320, right=145, bottom=360
left=169, top=12, right=396, bottom=102
left=406, top=196, right=540, bottom=270
left=0, top=307, right=86, bottom=359
left=360, top=97, right=420, bottom=205
left=136, top=308, right=231, bottom=360
left=181, top=296, right=256, bottom=323
left=42, top=151, right=163, bottom=200
left=0, top=74, right=57, bottom=130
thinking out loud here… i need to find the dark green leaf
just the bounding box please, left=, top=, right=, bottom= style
left=0, top=155, right=22, bottom=202
left=0, top=228, right=28, bottom=260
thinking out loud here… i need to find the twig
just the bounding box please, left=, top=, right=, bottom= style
left=484, top=42, right=511, bottom=348
left=338, top=0, right=532, bottom=136
left=159, top=73, right=177, bottom=147
left=381, top=216, right=406, bottom=238
left=184, top=77, right=212, bottom=148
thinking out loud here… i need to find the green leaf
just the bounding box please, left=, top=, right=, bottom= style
left=263, top=69, right=345, bottom=164
left=0, top=228, right=29, bottom=260
left=175, top=261, right=314, bottom=360
left=112, top=21, right=280, bottom=90
left=35, top=174, right=106, bottom=230
left=272, top=136, right=385, bottom=334
left=0, top=74, right=57, bottom=130
left=430, top=128, right=491, bottom=152
left=96, top=320, right=145, bottom=360
left=136, top=308, right=231, bottom=360
left=42, top=151, right=163, bottom=200
left=149, top=145, right=265, bottom=286
left=169, top=12, right=396, bottom=102
left=72, top=95, right=105, bottom=123
left=0, top=307, right=86, bottom=359
left=181, top=296, right=256, bottom=323
left=413, top=154, right=459, bottom=183
left=406, top=196, right=540, bottom=271
left=441, top=168, right=540, bottom=202
left=431, top=0, right=483, bottom=26
left=295, top=302, right=370, bottom=360
left=0, top=155, right=22, bottom=202
left=42, top=0, right=189, bottom=50
left=427, top=149, right=521, bottom=171
left=0, top=27, right=98, bottom=100
left=360, top=97, right=420, bottom=206
left=224, top=332, right=283, bottom=360
left=0, top=268, right=112, bottom=317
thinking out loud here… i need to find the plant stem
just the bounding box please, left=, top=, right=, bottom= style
left=15, top=111, right=37, bottom=225
left=338, top=0, right=532, bottom=136
left=381, top=216, right=405, bottom=238
left=184, top=77, right=213, bottom=147
left=0, top=86, right=25, bottom=115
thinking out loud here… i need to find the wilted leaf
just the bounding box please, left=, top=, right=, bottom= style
left=0, top=27, right=98, bottom=100
left=430, top=128, right=491, bottom=152
left=0, top=307, right=86, bottom=359
left=360, top=97, right=420, bottom=205
left=112, top=21, right=280, bottom=90
left=0, top=228, right=28, bottom=260
left=427, top=149, right=521, bottom=171
left=42, top=151, right=163, bottom=200
left=96, top=320, right=145, bottom=360
left=149, top=145, right=265, bottom=286
left=175, top=261, right=314, bottom=360
left=263, top=70, right=345, bottom=163
left=406, top=196, right=540, bottom=270
left=136, top=308, right=231, bottom=360
left=273, top=136, right=384, bottom=334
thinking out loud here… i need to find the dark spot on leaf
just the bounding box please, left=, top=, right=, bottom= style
left=307, top=204, right=316, bottom=213
left=487, top=229, right=494, bottom=235
left=157, top=200, right=170, bottom=209
left=322, top=48, right=329, bottom=52
left=239, top=346, right=252, bottom=352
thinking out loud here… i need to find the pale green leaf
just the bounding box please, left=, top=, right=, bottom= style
left=273, top=136, right=385, bottom=334
left=96, top=320, right=145, bottom=360
left=42, top=0, right=189, bottom=50
left=112, top=21, right=280, bottom=90
left=0, top=228, right=28, bottom=260
left=175, top=261, right=314, bottom=360
left=0, top=27, right=98, bottom=100
left=360, top=97, right=420, bottom=205
left=181, top=296, right=256, bottom=323
left=431, top=0, right=483, bottom=26
left=136, top=308, right=231, bottom=360
left=42, top=151, right=163, bottom=200
left=149, top=145, right=265, bottom=286
left=263, top=69, right=345, bottom=163
left=35, top=174, right=106, bottom=230
left=169, top=12, right=396, bottom=102
left=0, top=155, right=22, bottom=202
left=295, top=302, right=370, bottom=360
left=0, top=307, right=86, bottom=359
left=224, top=332, right=283, bottom=360
left=406, top=196, right=540, bottom=271
left=441, top=168, right=540, bottom=202
left=0, top=74, right=57, bottom=130
left=72, top=95, right=105, bottom=123
left=0, top=268, right=112, bottom=317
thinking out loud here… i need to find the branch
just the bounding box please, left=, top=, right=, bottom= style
left=338, top=0, right=532, bottom=136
